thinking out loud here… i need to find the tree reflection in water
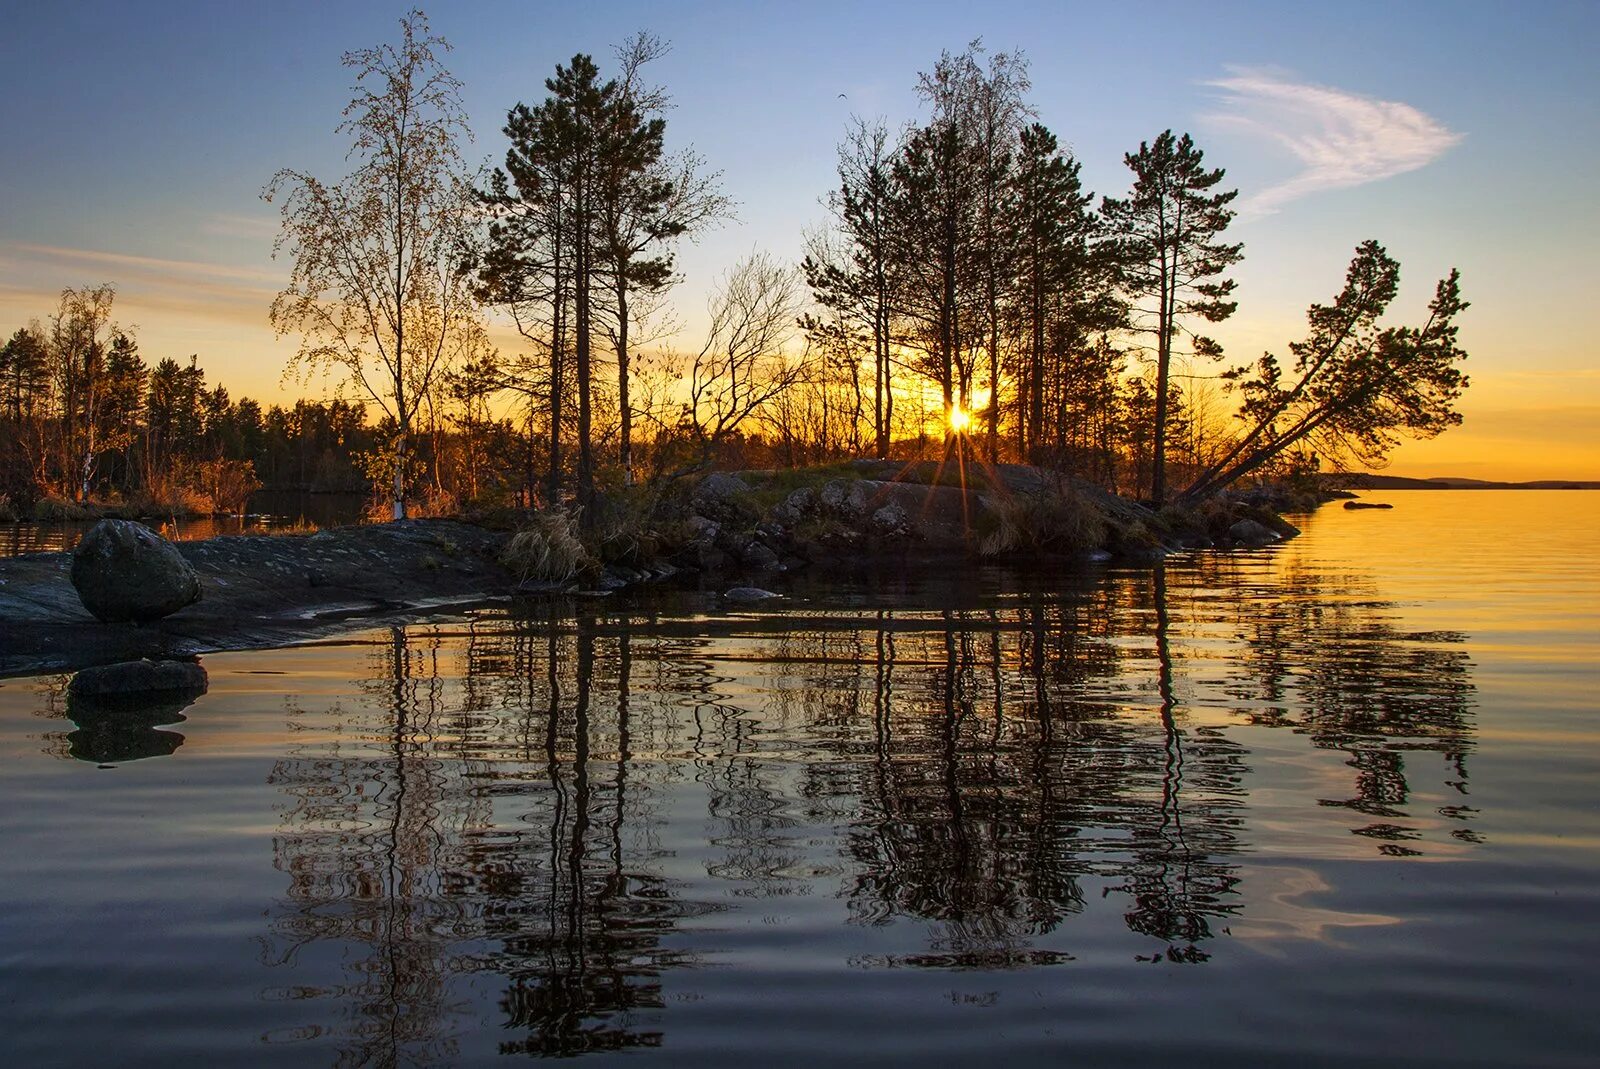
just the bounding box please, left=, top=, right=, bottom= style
left=255, top=554, right=1476, bottom=1059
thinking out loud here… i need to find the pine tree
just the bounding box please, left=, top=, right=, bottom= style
left=1101, top=131, right=1241, bottom=504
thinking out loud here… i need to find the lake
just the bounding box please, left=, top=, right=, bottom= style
left=0, top=490, right=369, bottom=557
left=1, top=490, right=1596, bottom=1066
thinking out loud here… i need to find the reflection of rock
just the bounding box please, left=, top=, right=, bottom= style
left=69, top=658, right=208, bottom=698
left=65, top=689, right=195, bottom=764
left=70, top=519, right=201, bottom=622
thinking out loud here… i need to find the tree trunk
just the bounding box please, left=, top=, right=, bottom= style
left=616, top=273, right=632, bottom=487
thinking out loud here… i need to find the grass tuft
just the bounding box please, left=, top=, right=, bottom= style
left=501, top=509, right=590, bottom=583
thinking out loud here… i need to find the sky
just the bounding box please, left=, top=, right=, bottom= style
left=1, top=0, right=1596, bottom=480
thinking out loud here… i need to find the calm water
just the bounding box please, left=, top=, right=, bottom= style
left=1, top=491, right=1596, bottom=1067
left=0, top=490, right=367, bottom=556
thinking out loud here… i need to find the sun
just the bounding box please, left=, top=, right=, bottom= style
left=948, top=405, right=972, bottom=433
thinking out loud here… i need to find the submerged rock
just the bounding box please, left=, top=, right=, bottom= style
left=723, top=586, right=782, bottom=602
left=70, top=519, right=201, bottom=623
left=1344, top=501, right=1395, bottom=510
left=69, top=658, right=208, bottom=699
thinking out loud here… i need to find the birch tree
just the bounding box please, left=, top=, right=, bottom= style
left=265, top=9, right=478, bottom=519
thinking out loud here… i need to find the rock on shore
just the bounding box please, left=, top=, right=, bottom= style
left=71, top=519, right=201, bottom=623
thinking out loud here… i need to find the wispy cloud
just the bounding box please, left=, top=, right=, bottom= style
left=1203, top=67, right=1463, bottom=216
left=201, top=212, right=282, bottom=241
left=0, top=241, right=283, bottom=336
left=3, top=242, right=282, bottom=284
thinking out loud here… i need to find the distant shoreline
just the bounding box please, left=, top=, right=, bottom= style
left=1332, top=475, right=1600, bottom=491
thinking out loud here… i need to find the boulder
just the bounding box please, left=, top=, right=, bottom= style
left=1227, top=519, right=1281, bottom=547
left=869, top=502, right=910, bottom=535
left=69, top=658, right=209, bottom=699
left=684, top=515, right=721, bottom=549
left=846, top=481, right=880, bottom=517
left=771, top=486, right=815, bottom=527
left=818, top=479, right=851, bottom=513
left=691, top=472, right=758, bottom=525
left=70, top=519, right=201, bottom=623
left=740, top=541, right=782, bottom=572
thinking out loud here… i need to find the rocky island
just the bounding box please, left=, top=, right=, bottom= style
left=0, top=461, right=1314, bottom=678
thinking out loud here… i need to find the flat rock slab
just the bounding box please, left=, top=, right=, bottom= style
left=0, top=519, right=513, bottom=678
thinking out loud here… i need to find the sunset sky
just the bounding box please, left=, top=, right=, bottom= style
left=2, top=0, right=1595, bottom=480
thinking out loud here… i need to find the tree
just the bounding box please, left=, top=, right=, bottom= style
left=265, top=9, right=477, bottom=519
left=922, top=44, right=1031, bottom=460
left=1101, top=131, right=1242, bottom=505
left=680, top=253, right=808, bottom=460
left=484, top=53, right=615, bottom=520
left=100, top=332, right=148, bottom=489
left=804, top=118, right=899, bottom=458
left=480, top=84, right=576, bottom=508
left=1008, top=122, right=1119, bottom=465
left=0, top=326, right=50, bottom=427
left=1180, top=241, right=1469, bottom=501
left=0, top=324, right=51, bottom=501
left=48, top=283, right=118, bottom=500
left=889, top=115, right=982, bottom=436
left=600, top=33, right=728, bottom=487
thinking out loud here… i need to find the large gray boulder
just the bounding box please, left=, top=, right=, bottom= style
left=70, top=519, right=202, bottom=622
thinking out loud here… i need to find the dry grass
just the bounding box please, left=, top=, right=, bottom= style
left=978, top=490, right=1107, bottom=557
left=365, top=488, right=460, bottom=522
left=501, top=509, right=590, bottom=583
left=128, top=486, right=215, bottom=518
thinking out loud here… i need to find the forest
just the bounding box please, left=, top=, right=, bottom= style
left=0, top=10, right=1468, bottom=525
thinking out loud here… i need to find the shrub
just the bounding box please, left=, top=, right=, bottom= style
left=590, top=485, right=681, bottom=565
left=32, top=495, right=96, bottom=522
left=501, top=509, right=590, bottom=583
left=129, top=485, right=215, bottom=518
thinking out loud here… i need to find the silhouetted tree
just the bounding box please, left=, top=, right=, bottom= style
left=1101, top=131, right=1241, bottom=504
left=1183, top=240, right=1469, bottom=500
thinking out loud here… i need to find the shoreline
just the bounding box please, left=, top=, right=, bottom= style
left=0, top=465, right=1321, bottom=679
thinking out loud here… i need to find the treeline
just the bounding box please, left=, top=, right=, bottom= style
left=9, top=12, right=1468, bottom=523
left=0, top=291, right=398, bottom=516
left=300, top=13, right=1462, bottom=519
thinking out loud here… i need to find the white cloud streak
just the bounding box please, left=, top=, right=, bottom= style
left=1203, top=67, right=1463, bottom=216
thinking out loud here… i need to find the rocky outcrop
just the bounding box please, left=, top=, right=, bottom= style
left=70, top=519, right=201, bottom=623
